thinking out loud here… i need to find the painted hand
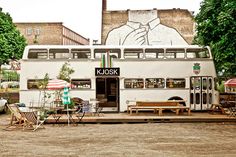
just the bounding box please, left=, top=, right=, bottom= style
left=122, top=27, right=147, bottom=45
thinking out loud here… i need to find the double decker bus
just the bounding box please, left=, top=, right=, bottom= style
left=20, top=45, right=219, bottom=112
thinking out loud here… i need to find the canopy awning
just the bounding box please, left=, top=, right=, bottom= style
left=224, top=78, right=236, bottom=87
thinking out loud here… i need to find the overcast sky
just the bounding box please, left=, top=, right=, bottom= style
left=0, top=0, right=202, bottom=42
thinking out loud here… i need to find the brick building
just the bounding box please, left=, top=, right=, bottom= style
left=101, top=0, right=195, bottom=45
left=15, top=22, right=89, bottom=45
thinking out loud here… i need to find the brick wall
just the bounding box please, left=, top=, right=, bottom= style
left=15, top=23, right=63, bottom=45
left=15, top=22, right=89, bottom=45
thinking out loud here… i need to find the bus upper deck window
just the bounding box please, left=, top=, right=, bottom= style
left=124, top=49, right=143, bottom=59
left=166, top=49, right=185, bottom=59
left=94, top=49, right=121, bottom=59
left=71, top=49, right=91, bottom=59
left=187, top=48, right=210, bottom=58
left=49, top=49, right=69, bottom=59
left=145, top=48, right=164, bottom=59
left=28, top=49, right=48, bottom=59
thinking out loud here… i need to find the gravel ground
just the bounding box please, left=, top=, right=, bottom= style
left=0, top=114, right=236, bottom=157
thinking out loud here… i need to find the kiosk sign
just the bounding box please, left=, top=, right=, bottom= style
left=193, top=63, right=200, bottom=75
left=95, top=68, right=120, bottom=76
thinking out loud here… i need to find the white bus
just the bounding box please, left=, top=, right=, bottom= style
left=20, top=45, right=219, bottom=112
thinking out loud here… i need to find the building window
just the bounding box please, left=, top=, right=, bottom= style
left=124, top=79, right=144, bottom=89
left=35, top=28, right=40, bottom=35
left=166, top=78, right=185, bottom=88
left=71, top=79, right=91, bottom=89
left=145, top=78, right=165, bottom=88
left=26, top=28, right=32, bottom=36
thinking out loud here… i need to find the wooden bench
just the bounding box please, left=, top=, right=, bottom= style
left=127, top=104, right=191, bottom=116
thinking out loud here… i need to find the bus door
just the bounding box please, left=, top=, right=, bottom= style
left=190, top=76, right=213, bottom=110
left=96, top=77, right=119, bottom=112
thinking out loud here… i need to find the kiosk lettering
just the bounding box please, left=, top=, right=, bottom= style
left=95, top=68, right=120, bottom=76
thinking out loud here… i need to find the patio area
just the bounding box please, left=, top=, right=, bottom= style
left=45, top=111, right=236, bottom=124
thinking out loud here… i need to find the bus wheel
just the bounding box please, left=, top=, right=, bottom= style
left=168, top=96, right=185, bottom=113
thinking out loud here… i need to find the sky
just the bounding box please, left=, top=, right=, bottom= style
left=0, top=0, right=202, bottom=43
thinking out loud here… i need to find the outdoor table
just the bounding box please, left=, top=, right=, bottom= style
left=90, top=99, right=103, bottom=116
left=51, top=114, right=62, bottom=124
left=48, top=107, right=64, bottom=124
left=227, top=101, right=236, bottom=117
left=210, top=104, right=225, bottom=114
left=62, top=109, right=77, bottom=124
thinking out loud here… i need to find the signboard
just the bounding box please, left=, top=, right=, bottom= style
left=95, top=68, right=120, bottom=76
left=193, top=63, right=201, bottom=75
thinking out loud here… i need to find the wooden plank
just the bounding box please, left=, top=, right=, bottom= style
left=136, top=100, right=186, bottom=107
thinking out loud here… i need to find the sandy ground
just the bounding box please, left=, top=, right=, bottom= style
left=0, top=114, right=236, bottom=157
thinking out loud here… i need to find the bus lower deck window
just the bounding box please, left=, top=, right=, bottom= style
left=166, top=78, right=185, bottom=88
left=124, top=79, right=144, bottom=88
left=27, top=79, right=43, bottom=89
left=145, top=78, right=164, bottom=88
left=71, top=79, right=91, bottom=89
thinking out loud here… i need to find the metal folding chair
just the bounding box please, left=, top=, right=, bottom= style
left=74, top=101, right=91, bottom=124
left=228, top=107, right=236, bottom=117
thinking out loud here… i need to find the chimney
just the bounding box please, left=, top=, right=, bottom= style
left=102, top=0, right=107, bottom=11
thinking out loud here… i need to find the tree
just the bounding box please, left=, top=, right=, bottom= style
left=57, top=62, right=75, bottom=82
left=38, top=73, right=50, bottom=108
left=0, top=8, right=27, bottom=74
left=194, top=0, right=236, bottom=78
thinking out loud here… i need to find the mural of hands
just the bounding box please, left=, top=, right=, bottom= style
left=105, top=10, right=188, bottom=45
left=122, top=27, right=148, bottom=45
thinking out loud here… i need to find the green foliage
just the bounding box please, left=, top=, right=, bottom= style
left=1, top=70, right=19, bottom=81
left=217, top=81, right=225, bottom=93
left=38, top=73, right=51, bottom=107
left=0, top=9, right=27, bottom=66
left=38, top=73, right=49, bottom=90
left=57, top=62, right=75, bottom=82
left=194, top=0, right=236, bottom=78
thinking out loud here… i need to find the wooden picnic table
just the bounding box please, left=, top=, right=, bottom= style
left=127, top=100, right=190, bottom=116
